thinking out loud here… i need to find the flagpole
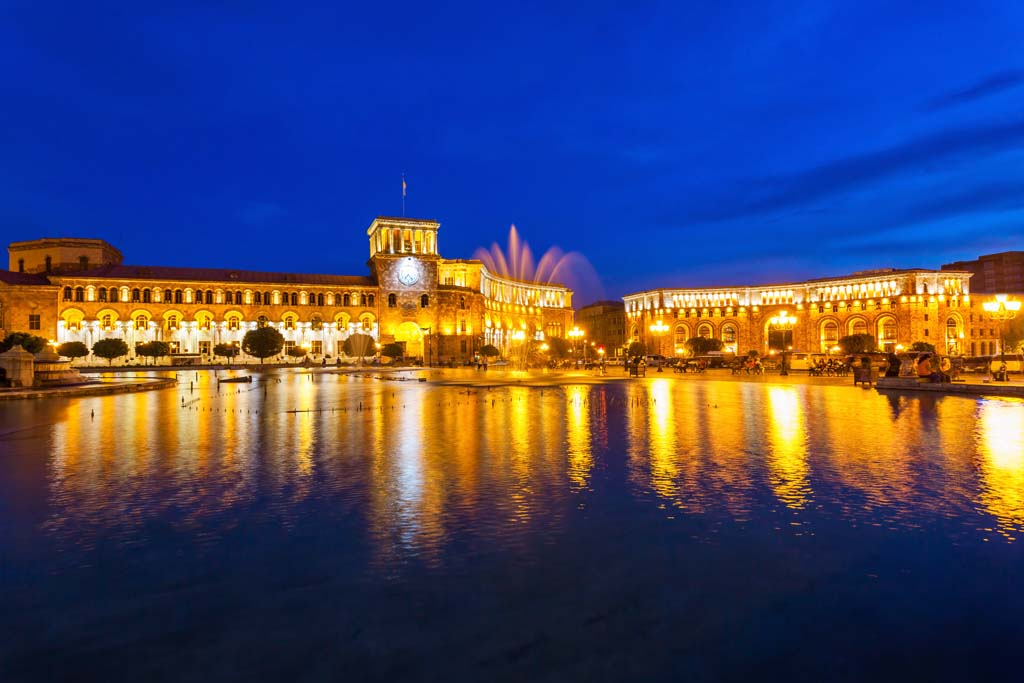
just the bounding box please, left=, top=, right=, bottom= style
left=402, top=173, right=406, bottom=217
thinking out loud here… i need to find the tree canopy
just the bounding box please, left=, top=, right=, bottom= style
left=57, top=341, right=89, bottom=360
left=838, top=334, right=878, bottom=355
left=136, top=340, right=170, bottom=365
left=910, top=341, right=936, bottom=354
left=479, top=344, right=500, bottom=358
left=686, top=337, right=724, bottom=355
left=381, top=342, right=404, bottom=358
left=92, top=338, right=129, bottom=365
left=627, top=341, right=647, bottom=358
left=343, top=333, right=374, bottom=359
left=242, top=327, right=284, bottom=364
left=1, top=332, right=49, bottom=354
left=213, top=343, right=240, bottom=362
left=286, top=346, right=308, bottom=358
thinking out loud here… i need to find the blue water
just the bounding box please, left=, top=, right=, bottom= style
left=1, top=369, right=1023, bottom=681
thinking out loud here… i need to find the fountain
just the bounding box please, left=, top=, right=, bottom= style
left=474, top=224, right=604, bottom=302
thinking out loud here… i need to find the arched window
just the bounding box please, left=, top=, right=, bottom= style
left=143, top=289, right=151, bottom=303
left=420, top=294, right=429, bottom=308
left=174, top=289, right=183, bottom=304
left=235, top=291, right=243, bottom=304
left=257, top=315, right=269, bottom=328
left=196, top=290, right=205, bottom=304
left=361, top=315, right=373, bottom=332
left=225, top=291, right=234, bottom=304
left=674, top=324, right=688, bottom=347
left=63, top=287, right=72, bottom=301
left=722, top=323, right=737, bottom=344
left=946, top=318, right=959, bottom=343
left=284, top=316, right=295, bottom=330
left=311, top=315, right=323, bottom=330
left=459, top=296, right=466, bottom=310
left=388, top=293, right=397, bottom=308
left=367, top=294, right=374, bottom=307
left=343, top=293, right=351, bottom=306
left=167, top=315, right=178, bottom=330
left=316, top=293, right=324, bottom=307
left=74, top=287, right=84, bottom=302
left=254, top=291, right=262, bottom=305
left=207, top=290, right=214, bottom=303
left=880, top=317, right=897, bottom=343
left=109, top=288, right=119, bottom=303
left=102, top=314, right=112, bottom=328
left=697, top=323, right=712, bottom=338
left=98, top=288, right=107, bottom=302
left=849, top=319, right=867, bottom=336
left=228, top=316, right=240, bottom=331
left=131, top=288, right=140, bottom=302
left=290, top=292, right=298, bottom=306
left=135, top=315, right=148, bottom=330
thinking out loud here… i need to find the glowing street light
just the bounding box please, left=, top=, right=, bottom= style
left=649, top=320, right=669, bottom=371
left=769, top=310, right=797, bottom=376
left=982, top=294, right=1021, bottom=380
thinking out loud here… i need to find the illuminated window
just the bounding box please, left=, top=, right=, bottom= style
left=257, top=316, right=269, bottom=328
left=135, top=315, right=148, bottom=330
left=228, top=317, right=240, bottom=331
left=285, top=317, right=295, bottom=330
left=102, top=314, right=112, bottom=328
left=722, top=324, right=736, bottom=344
left=168, top=315, right=178, bottom=330
left=29, top=314, right=40, bottom=330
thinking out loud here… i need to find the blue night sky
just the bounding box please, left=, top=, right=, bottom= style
left=3, top=1, right=1023, bottom=305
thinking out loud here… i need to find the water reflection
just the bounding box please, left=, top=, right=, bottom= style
left=5, top=371, right=1024, bottom=572
left=976, top=399, right=1024, bottom=541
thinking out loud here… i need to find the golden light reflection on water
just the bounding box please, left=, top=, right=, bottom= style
left=976, top=400, right=1024, bottom=541
left=765, top=386, right=810, bottom=510
left=14, top=370, right=1024, bottom=567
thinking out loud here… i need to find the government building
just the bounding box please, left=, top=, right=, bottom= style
left=621, top=265, right=1016, bottom=359
left=1, top=217, right=575, bottom=364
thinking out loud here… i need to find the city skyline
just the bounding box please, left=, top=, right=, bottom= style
left=4, top=2, right=1024, bottom=304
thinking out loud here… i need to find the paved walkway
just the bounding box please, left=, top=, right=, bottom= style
left=0, top=376, right=176, bottom=401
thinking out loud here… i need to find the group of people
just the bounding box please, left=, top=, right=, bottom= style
left=915, top=352, right=951, bottom=383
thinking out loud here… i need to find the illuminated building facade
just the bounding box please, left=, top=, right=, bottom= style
left=622, top=267, right=1012, bottom=357
left=4, top=217, right=574, bottom=363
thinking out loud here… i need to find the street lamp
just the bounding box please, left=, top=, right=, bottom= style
left=568, top=326, right=584, bottom=367
left=769, top=310, right=797, bottom=376
left=420, top=326, right=432, bottom=366
left=649, top=319, right=669, bottom=372
left=982, top=294, right=1021, bottom=381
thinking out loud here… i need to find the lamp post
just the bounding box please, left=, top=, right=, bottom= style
left=420, top=326, right=431, bottom=366
left=568, top=326, right=584, bottom=368
left=769, top=311, right=797, bottom=376
left=982, top=294, right=1021, bottom=381
left=649, top=319, right=669, bottom=372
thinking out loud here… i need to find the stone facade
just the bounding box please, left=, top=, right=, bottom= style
left=942, top=251, right=1024, bottom=294
left=4, top=217, right=575, bottom=365
left=0, top=272, right=59, bottom=340
left=623, top=268, right=1009, bottom=358
left=575, top=300, right=626, bottom=357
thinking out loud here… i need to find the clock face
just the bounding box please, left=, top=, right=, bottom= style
left=397, top=262, right=420, bottom=286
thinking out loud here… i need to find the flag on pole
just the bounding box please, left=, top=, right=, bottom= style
left=402, top=175, right=407, bottom=198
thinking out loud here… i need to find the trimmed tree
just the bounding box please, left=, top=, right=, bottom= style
left=686, top=337, right=724, bottom=355
left=838, top=333, right=878, bottom=355
left=545, top=337, right=569, bottom=360
left=910, top=341, right=936, bottom=354
left=286, top=346, right=308, bottom=359
left=627, top=341, right=646, bottom=359
left=57, top=341, right=89, bottom=361
left=136, top=340, right=170, bottom=365
left=480, top=344, right=500, bottom=358
left=213, top=343, right=240, bottom=364
left=92, top=338, right=129, bottom=365
left=1, top=332, right=49, bottom=354
left=242, top=327, right=284, bottom=364
left=381, top=342, right=404, bottom=359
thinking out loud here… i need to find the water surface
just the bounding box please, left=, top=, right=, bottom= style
left=2, top=370, right=1023, bottom=681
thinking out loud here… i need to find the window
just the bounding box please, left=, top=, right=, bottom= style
left=226, top=291, right=233, bottom=304
left=290, top=292, right=297, bottom=306
left=79, top=256, right=89, bottom=270
left=285, top=317, right=295, bottom=330
left=228, top=317, right=240, bottom=331
left=362, top=317, right=372, bottom=332
left=343, top=293, right=351, bottom=306
left=168, top=315, right=178, bottom=330
left=367, top=295, right=374, bottom=307
left=254, top=291, right=262, bottom=305
left=311, top=315, right=323, bottom=330
left=420, top=294, right=429, bottom=308
left=102, top=314, right=112, bottom=328
left=460, top=320, right=467, bottom=332
left=132, top=288, right=141, bottom=302
left=722, top=324, right=737, bottom=344
left=17, top=259, right=24, bottom=273
left=257, top=316, right=269, bottom=328
left=173, top=289, right=182, bottom=304
left=924, top=314, right=929, bottom=322
left=44, top=256, right=52, bottom=272
left=135, top=315, right=148, bottom=330
left=388, top=293, right=397, bottom=308
left=235, top=291, right=242, bottom=304
left=460, top=340, right=468, bottom=353
left=311, top=341, right=322, bottom=355
left=74, top=287, right=84, bottom=302
left=110, top=288, right=119, bottom=303
left=29, top=314, right=40, bottom=330
left=316, top=293, right=324, bottom=307
left=63, top=287, right=72, bottom=301
left=143, top=289, right=151, bottom=303
left=199, top=315, right=211, bottom=330
left=99, top=288, right=107, bottom=302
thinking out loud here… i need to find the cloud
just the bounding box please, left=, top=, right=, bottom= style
left=925, top=70, right=1024, bottom=111
left=670, top=118, right=1024, bottom=225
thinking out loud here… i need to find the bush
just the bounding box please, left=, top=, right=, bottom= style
left=57, top=341, right=89, bottom=360
left=0, top=332, right=49, bottom=354
left=838, top=333, right=878, bottom=355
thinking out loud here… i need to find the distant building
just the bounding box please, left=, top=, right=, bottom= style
left=575, top=300, right=626, bottom=357
left=623, top=267, right=1014, bottom=358
left=942, top=251, right=1024, bottom=294
left=2, top=218, right=575, bottom=364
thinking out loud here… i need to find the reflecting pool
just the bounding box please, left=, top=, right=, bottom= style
left=2, top=370, right=1024, bottom=681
